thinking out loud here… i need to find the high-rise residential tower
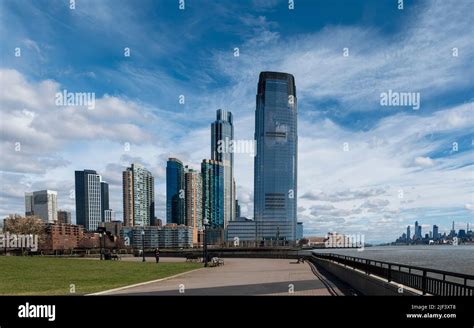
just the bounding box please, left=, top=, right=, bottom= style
left=253, top=72, right=298, bottom=241
left=211, top=109, right=235, bottom=226
left=166, top=158, right=185, bottom=225
left=75, top=170, right=102, bottom=230
left=122, top=163, right=155, bottom=227
left=184, top=166, right=203, bottom=245
left=201, top=159, right=224, bottom=228
left=24, top=190, right=58, bottom=223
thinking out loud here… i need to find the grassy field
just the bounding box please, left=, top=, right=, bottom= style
left=0, top=256, right=202, bottom=295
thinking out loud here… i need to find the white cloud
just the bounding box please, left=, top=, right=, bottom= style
left=414, top=156, right=435, bottom=167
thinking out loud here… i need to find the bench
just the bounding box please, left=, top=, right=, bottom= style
left=104, top=253, right=120, bottom=260
left=209, top=257, right=224, bottom=267
left=185, top=254, right=201, bottom=262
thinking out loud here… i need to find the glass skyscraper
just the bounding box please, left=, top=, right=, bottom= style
left=24, top=190, right=58, bottom=223
left=201, top=159, right=224, bottom=229
left=166, top=158, right=185, bottom=225
left=75, top=170, right=102, bottom=231
left=254, top=72, right=298, bottom=241
left=211, top=109, right=235, bottom=226
left=100, top=181, right=110, bottom=223
left=433, top=225, right=439, bottom=240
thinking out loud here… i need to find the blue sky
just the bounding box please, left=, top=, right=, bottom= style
left=0, top=0, right=473, bottom=243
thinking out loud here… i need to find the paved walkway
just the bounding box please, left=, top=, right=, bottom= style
left=100, top=258, right=346, bottom=296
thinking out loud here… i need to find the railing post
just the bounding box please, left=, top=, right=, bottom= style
left=422, top=270, right=427, bottom=295
left=388, top=264, right=391, bottom=282
left=366, top=259, right=370, bottom=275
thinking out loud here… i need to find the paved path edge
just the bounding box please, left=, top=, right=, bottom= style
left=87, top=267, right=205, bottom=296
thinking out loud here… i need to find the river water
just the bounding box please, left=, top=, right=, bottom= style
left=311, top=245, right=474, bottom=276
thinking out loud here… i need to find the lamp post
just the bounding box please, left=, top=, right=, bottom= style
left=203, top=219, right=209, bottom=267
left=141, top=228, right=146, bottom=262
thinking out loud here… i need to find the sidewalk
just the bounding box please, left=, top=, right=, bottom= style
left=99, top=258, right=345, bottom=295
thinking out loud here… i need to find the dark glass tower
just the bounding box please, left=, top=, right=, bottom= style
left=100, top=181, right=109, bottom=223
left=75, top=169, right=102, bottom=231
left=166, top=158, right=185, bottom=225
left=254, top=72, right=297, bottom=241
left=211, top=109, right=235, bottom=226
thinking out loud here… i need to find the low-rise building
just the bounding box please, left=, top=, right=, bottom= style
left=104, top=220, right=123, bottom=237
left=131, top=226, right=160, bottom=249
left=226, top=217, right=256, bottom=242
left=119, top=224, right=194, bottom=249
left=42, top=223, right=84, bottom=250
left=159, top=224, right=193, bottom=248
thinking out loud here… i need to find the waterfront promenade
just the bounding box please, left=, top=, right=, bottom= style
left=95, top=258, right=349, bottom=296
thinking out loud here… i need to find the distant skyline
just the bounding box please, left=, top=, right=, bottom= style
left=0, top=0, right=473, bottom=243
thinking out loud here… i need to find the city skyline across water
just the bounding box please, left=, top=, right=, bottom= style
left=313, top=245, right=474, bottom=276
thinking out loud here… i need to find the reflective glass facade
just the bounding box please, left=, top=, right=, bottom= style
left=254, top=72, right=297, bottom=241
left=100, top=181, right=109, bottom=223
left=201, top=159, right=224, bottom=228
left=75, top=170, right=102, bottom=231
left=211, top=109, right=235, bottom=226
left=166, top=158, right=185, bottom=225
left=24, top=190, right=57, bottom=223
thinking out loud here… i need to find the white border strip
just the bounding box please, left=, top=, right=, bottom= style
left=87, top=267, right=204, bottom=295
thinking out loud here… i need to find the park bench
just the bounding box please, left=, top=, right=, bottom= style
left=185, top=253, right=201, bottom=262
left=209, top=257, right=224, bottom=267
left=103, top=252, right=120, bottom=260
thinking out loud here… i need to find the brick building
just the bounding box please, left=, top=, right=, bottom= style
left=41, top=223, right=85, bottom=250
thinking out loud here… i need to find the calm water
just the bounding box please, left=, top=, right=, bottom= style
left=311, top=245, right=474, bottom=276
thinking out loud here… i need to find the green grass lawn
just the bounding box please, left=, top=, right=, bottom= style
left=0, top=256, right=202, bottom=295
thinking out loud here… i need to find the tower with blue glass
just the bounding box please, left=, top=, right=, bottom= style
left=254, top=72, right=298, bottom=242
left=211, top=109, right=235, bottom=226
left=166, top=158, right=185, bottom=225
left=201, top=159, right=224, bottom=228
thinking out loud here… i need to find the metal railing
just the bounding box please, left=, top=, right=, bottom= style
left=312, top=253, right=474, bottom=296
